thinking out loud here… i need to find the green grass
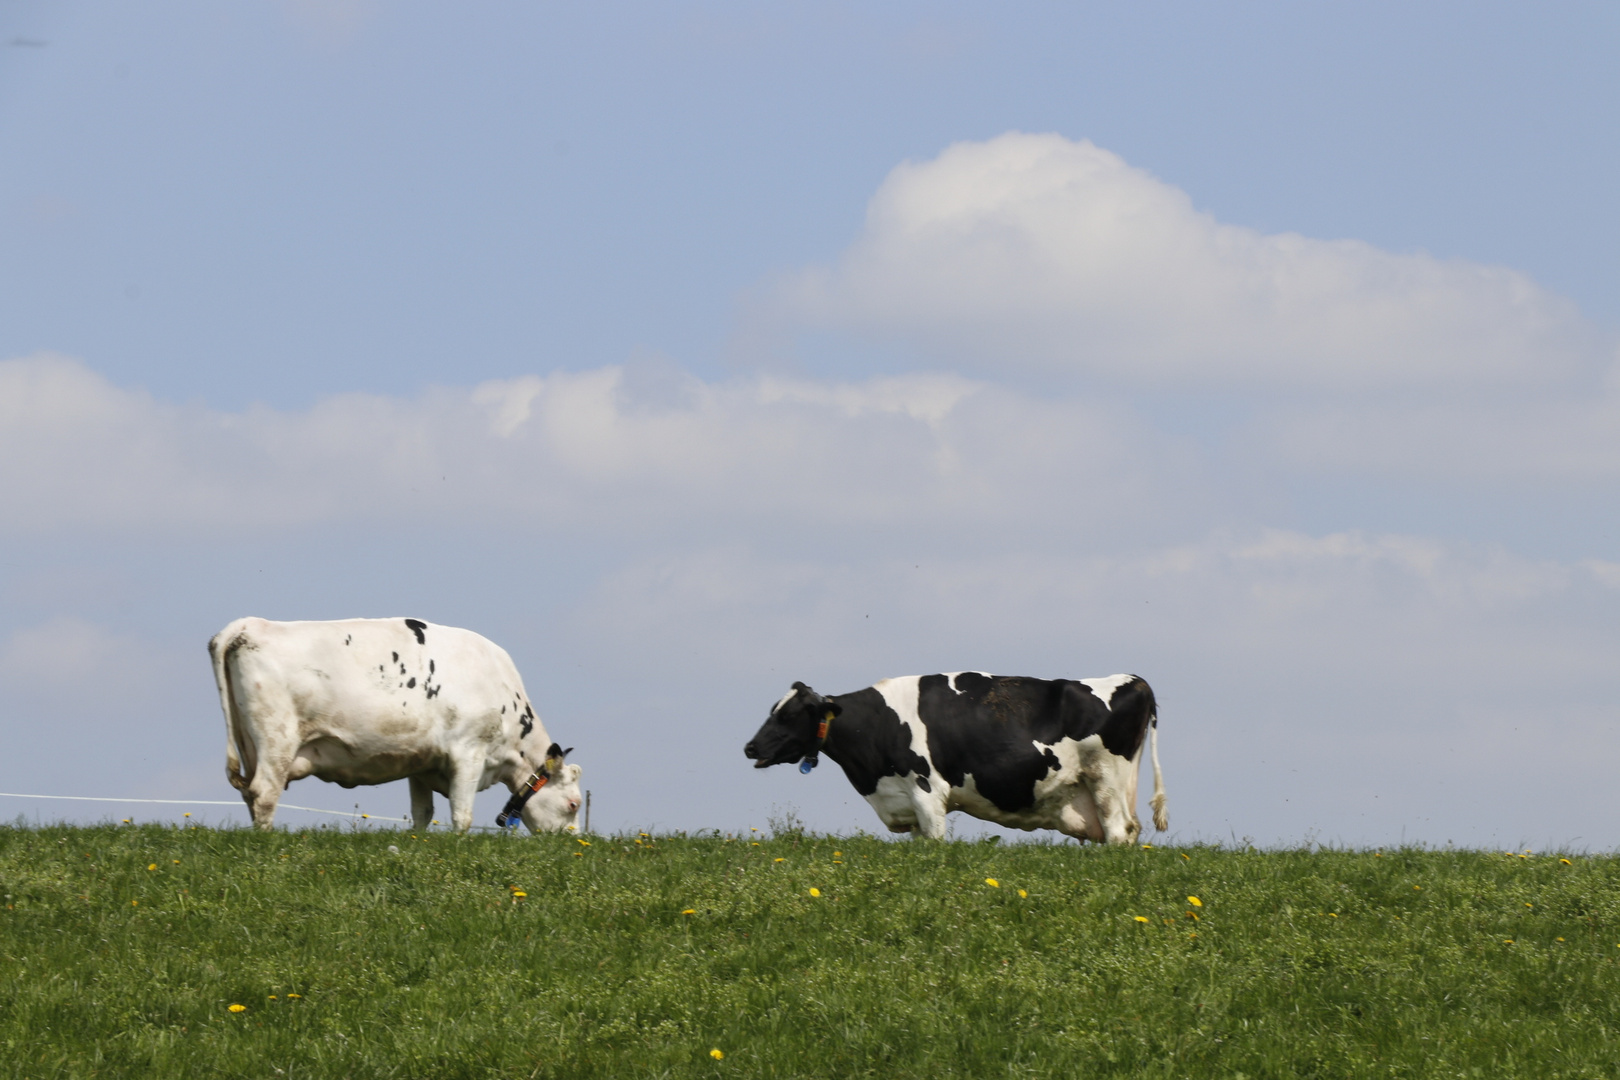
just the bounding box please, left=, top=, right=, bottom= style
left=2, top=826, right=1618, bottom=1079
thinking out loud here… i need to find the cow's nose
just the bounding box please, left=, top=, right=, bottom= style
left=568, top=799, right=580, bottom=813
left=744, top=741, right=757, bottom=759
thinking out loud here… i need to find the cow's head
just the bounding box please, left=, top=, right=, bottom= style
left=517, top=743, right=584, bottom=833
left=744, top=682, right=842, bottom=769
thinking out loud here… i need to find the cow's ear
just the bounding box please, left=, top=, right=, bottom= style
left=791, top=681, right=810, bottom=693
left=546, top=742, right=564, bottom=759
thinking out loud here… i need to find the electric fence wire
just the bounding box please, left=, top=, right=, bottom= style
left=0, top=791, right=403, bottom=822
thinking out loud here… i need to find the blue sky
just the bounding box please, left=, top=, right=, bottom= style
left=2, top=3, right=1617, bottom=846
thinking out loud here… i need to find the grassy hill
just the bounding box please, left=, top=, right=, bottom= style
left=2, top=824, right=1616, bottom=1078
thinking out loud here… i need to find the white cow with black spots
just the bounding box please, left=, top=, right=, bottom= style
left=209, top=616, right=582, bottom=832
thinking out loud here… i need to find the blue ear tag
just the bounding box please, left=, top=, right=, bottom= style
left=800, top=757, right=816, bottom=774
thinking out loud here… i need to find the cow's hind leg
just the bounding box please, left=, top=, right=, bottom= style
left=908, top=787, right=949, bottom=840
left=243, top=767, right=287, bottom=830
left=1091, top=781, right=1139, bottom=845
left=408, top=776, right=435, bottom=832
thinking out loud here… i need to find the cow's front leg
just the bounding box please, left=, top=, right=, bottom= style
left=408, top=775, right=435, bottom=832
left=447, top=763, right=481, bottom=834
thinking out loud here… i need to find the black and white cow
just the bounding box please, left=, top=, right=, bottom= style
left=744, top=672, right=1166, bottom=844
left=209, top=616, right=582, bottom=833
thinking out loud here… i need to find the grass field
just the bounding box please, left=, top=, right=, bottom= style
left=2, top=824, right=1617, bottom=1079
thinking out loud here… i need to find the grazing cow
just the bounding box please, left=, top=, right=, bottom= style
left=744, top=672, right=1166, bottom=844
left=209, top=617, right=582, bottom=833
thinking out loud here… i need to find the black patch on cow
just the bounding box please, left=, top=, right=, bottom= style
left=429, top=659, right=435, bottom=674
left=407, top=677, right=416, bottom=689
left=914, top=673, right=1155, bottom=813
left=916, top=775, right=931, bottom=792
left=344, top=635, right=351, bottom=646
left=404, top=618, right=427, bottom=645
left=501, top=705, right=506, bottom=713
left=1093, top=678, right=1158, bottom=758
left=520, top=704, right=535, bottom=739
left=392, top=652, right=399, bottom=663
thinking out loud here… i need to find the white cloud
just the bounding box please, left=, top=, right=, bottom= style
left=769, top=132, right=1606, bottom=389
left=1257, top=393, right=1620, bottom=482
left=0, top=353, right=1190, bottom=540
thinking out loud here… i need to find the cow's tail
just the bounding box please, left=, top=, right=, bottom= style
left=209, top=626, right=255, bottom=793
left=1148, top=711, right=1168, bottom=833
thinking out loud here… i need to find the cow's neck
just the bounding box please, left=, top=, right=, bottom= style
left=817, top=689, right=901, bottom=798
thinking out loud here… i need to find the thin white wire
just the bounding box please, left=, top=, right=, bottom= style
left=0, top=792, right=403, bottom=821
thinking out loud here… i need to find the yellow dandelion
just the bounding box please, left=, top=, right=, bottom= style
left=361, top=814, right=369, bottom=819
left=1560, top=858, right=1572, bottom=865
left=512, top=891, right=527, bottom=900
left=122, top=818, right=131, bottom=824
left=751, top=842, right=759, bottom=847
left=774, top=858, right=785, bottom=863
left=267, top=995, right=277, bottom=1000
left=576, top=838, right=590, bottom=846
left=809, top=888, right=821, bottom=898
left=572, top=852, right=582, bottom=857
left=1518, top=854, right=1527, bottom=859
left=147, top=863, right=157, bottom=871
left=172, top=859, right=180, bottom=864
left=985, top=878, right=999, bottom=888
left=183, top=812, right=191, bottom=818
left=228, top=1004, right=246, bottom=1013
left=1187, top=896, right=1202, bottom=907
left=710, top=1048, right=724, bottom=1060
left=833, top=851, right=842, bottom=857
left=131, top=900, right=138, bottom=907
left=1525, top=902, right=1533, bottom=908
left=1179, top=852, right=1190, bottom=861
left=1018, top=889, right=1028, bottom=898
left=1328, top=913, right=1338, bottom=918
left=1503, top=939, right=1514, bottom=944
left=682, top=908, right=696, bottom=915
left=1133, top=915, right=1149, bottom=923
left=1413, top=885, right=1421, bottom=890
left=1141, top=843, right=1152, bottom=849
left=1557, top=937, right=1565, bottom=942
left=750, top=827, right=758, bottom=831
